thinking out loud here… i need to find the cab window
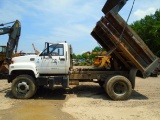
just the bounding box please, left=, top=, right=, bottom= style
left=40, top=44, right=64, bottom=56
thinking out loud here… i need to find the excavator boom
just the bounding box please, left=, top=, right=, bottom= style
left=0, top=20, right=21, bottom=57
left=0, top=20, right=21, bottom=74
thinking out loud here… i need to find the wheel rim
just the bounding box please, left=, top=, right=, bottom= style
left=16, top=81, right=30, bottom=94
left=113, top=81, right=127, bottom=95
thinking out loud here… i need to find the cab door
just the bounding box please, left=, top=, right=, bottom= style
left=36, top=44, right=66, bottom=74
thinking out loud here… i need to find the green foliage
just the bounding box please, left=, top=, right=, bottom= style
left=130, top=9, right=160, bottom=57
left=72, top=53, right=77, bottom=59
left=90, top=46, right=105, bottom=59
left=76, top=54, right=83, bottom=60
left=72, top=46, right=105, bottom=66
left=82, top=53, right=88, bottom=59
left=72, top=46, right=104, bottom=60
left=92, top=46, right=104, bottom=52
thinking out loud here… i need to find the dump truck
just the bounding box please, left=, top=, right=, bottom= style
left=8, top=0, right=159, bottom=100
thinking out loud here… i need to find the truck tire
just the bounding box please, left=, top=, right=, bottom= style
left=11, top=75, right=37, bottom=99
left=104, top=75, right=132, bottom=100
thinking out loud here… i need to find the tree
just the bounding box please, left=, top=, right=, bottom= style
left=82, top=53, right=88, bottom=60
left=76, top=54, right=82, bottom=60
left=92, top=46, right=104, bottom=52
left=72, top=53, right=77, bottom=59
left=130, top=9, right=160, bottom=57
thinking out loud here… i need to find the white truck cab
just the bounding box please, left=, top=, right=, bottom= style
left=9, top=42, right=72, bottom=99
left=9, top=42, right=72, bottom=78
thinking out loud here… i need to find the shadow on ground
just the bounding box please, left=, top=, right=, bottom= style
left=130, top=90, right=148, bottom=100
left=3, top=84, right=148, bottom=101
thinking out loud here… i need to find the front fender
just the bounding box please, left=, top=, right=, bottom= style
left=9, top=62, right=39, bottom=78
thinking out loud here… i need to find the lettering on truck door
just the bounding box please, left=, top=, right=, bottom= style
left=36, top=44, right=66, bottom=74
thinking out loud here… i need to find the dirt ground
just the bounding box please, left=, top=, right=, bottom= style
left=0, top=76, right=160, bottom=120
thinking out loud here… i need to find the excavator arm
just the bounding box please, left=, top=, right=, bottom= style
left=0, top=27, right=11, bottom=35
left=32, top=43, right=39, bottom=55
left=0, top=20, right=21, bottom=74
left=0, top=20, right=21, bottom=59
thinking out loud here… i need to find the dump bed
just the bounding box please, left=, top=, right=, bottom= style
left=91, top=1, right=159, bottom=78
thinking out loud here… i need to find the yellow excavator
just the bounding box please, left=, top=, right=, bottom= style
left=92, top=51, right=111, bottom=68
left=0, top=20, right=21, bottom=78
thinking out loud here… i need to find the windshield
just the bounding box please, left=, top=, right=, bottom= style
left=40, top=44, right=64, bottom=56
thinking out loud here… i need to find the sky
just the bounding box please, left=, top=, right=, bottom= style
left=0, top=0, right=160, bottom=55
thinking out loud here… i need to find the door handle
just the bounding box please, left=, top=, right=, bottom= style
left=59, top=57, right=65, bottom=61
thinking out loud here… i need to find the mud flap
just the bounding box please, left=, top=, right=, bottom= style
left=129, top=68, right=138, bottom=89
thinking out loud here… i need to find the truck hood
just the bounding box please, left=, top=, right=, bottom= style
left=12, top=55, right=38, bottom=63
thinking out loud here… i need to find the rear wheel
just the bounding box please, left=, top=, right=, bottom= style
left=104, top=75, right=132, bottom=100
left=11, top=75, right=37, bottom=99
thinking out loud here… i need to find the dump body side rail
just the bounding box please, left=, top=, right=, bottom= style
left=91, top=10, right=159, bottom=78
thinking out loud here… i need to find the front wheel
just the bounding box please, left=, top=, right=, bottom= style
left=11, top=75, right=37, bottom=99
left=104, top=75, right=132, bottom=100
